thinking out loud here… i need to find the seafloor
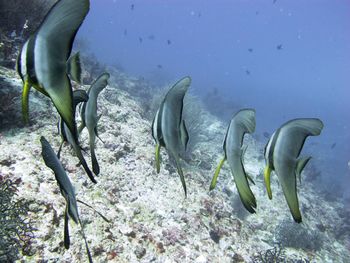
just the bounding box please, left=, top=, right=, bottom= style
left=0, top=65, right=349, bottom=262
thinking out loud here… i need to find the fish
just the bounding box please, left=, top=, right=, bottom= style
left=157, top=64, right=163, bottom=69
left=16, top=0, right=90, bottom=141
left=79, top=73, right=110, bottom=175
left=331, top=142, right=336, bottom=149
left=167, top=39, right=171, bottom=45
left=40, top=136, right=93, bottom=263
left=263, top=118, right=324, bottom=223
left=148, top=35, right=155, bottom=40
left=209, top=109, right=257, bottom=213
left=139, top=37, right=143, bottom=43
left=263, top=132, right=270, bottom=138
left=248, top=48, right=253, bottom=52
left=245, top=70, right=251, bottom=75
left=151, top=76, right=191, bottom=197
left=277, top=44, right=283, bottom=50
left=57, top=89, right=97, bottom=184
left=131, top=4, right=134, bottom=10
left=123, top=29, right=127, bottom=36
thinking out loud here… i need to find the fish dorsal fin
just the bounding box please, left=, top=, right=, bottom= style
left=180, top=120, right=189, bottom=150
left=90, top=72, right=110, bottom=97
left=34, top=0, right=89, bottom=139
left=234, top=109, right=256, bottom=134
left=36, top=0, right=90, bottom=62
left=67, top=52, right=82, bottom=83
left=280, top=118, right=324, bottom=158
left=296, top=156, right=312, bottom=184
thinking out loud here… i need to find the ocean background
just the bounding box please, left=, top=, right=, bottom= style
left=0, top=0, right=349, bottom=262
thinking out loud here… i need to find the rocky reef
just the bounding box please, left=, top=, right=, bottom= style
left=0, top=64, right=349, bottom=262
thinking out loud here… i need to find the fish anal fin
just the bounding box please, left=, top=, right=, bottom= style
left=296, top=156, right=312, bottom=184
left=209, top=156, right=226, bottom=191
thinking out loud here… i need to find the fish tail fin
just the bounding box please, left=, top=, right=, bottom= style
left=22, top=80, right=30, bottom=123
left=264, top=165, right=272, bottom=199
left=155, top=144, right=161, bottom=173
left=78, top=219, right=93, bottom=263
left=209, top=156, right=226, bottom=191
left=67, top=52, right=82, bottom=83
left=64, top=205, right=70, bottom=249
left=89, top=133, right=100, bottom=175
left=174, top=155, right=187, bottom=198
left=72, top=139, right=97, bottom=183
left=77, top=199, right=110, bottom=223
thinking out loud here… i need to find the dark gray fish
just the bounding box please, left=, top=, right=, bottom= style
left=148, top=35, right=155, bottom=40
left=248, top=48, right=253, bottom=52
left=331, top=143, right=336, bottom=149
left=16, top=0, right=89, bottom=141
left=79, top=73, right=110, bottom=176
left=210, top=109, right=257, bottom=213
left=263, top=132, right=270, bottom=138
left=123, top=29, right=127, bottom=36
left=263, top=118, right=323, bottom=223
left=245, top=70, right=251, bottom=75
left=277, top=44, right=283, bottom=50
left=139, top=37, right=143, bottom=43
left=131, top=4, right=134, bottom=10
left=167, top=39, right=171, bottom=45
left=57, top=89, right=96, bottom=184
left=157, top=64, right=163, bottom=69
left=151, top=76, right=191, bottom=197
left=40, top=136, right=93, bottom=263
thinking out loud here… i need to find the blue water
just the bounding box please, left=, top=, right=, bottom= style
left=76, top=0, right=350, bottom=198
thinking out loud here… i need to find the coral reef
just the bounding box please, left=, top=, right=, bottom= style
left=0, top=176, right=35, bottom=261
left=0, top=63, right=349, bottom=262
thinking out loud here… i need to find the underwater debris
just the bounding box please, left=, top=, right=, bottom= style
left=0, top=177, right=35, bottom=262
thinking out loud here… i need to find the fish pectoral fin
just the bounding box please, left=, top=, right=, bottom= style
left=78, top=122, right=86, bottom=135
left=64, top=205, right=70, bottom=249
left=209, top=156, right=226, bottom=191
left=240, top=145, right=248, bottom=164
left=246, top=173, right=255, bottom=185
left=21, top=79, right=31, bottom=123
left=296, top=156, right=312, bottom=184
left=180, top=120, right=189, bottom=151
left=77, top=199, right=111, bottom=223
left=174, top=155, right=187, bottom=198
left=155, top=144, right=161, bottom=173
left=94, top=127, right=105, bottom=144
left=264, top=166, right=273, bottom=199
left=57, top=140, right=64, bottom=159
left=67, top=52, right=82, bottom=83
